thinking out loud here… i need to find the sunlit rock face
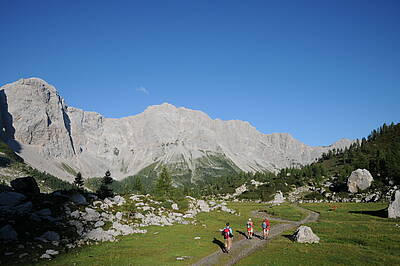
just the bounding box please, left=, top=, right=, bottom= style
left=0, top=78, right=353, bottom=183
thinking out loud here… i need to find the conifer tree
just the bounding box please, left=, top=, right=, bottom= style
left=155, top=167, right=173, bottom=196
left=74, top=172, right=84, bottom=189
left=97, top=170, right=114, bottom=199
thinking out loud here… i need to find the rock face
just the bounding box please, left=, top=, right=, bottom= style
left=347, top=169, right=374, bottom=193
left=293, top=226, right=320, bottom=243
left=0, top=78, right=353, bottom=183
left=388, top=190, right=400, bottom=218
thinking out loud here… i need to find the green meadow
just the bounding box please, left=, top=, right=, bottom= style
left=38, top=202, right=400, bottom=266
left=238, top=202, right=400, bottom=266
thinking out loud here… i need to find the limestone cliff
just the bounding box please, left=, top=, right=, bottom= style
left=0, top=78, right=353, bottom=183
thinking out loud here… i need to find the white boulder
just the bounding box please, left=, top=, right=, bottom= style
left=347, top=169, right=374, bottom=193
left=388, top=190, right=400, bottom=218
left=293, top=226, right=320, bottom=244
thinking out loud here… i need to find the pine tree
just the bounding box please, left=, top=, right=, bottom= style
left=155, top=167, right=173, bottom=196
left=74, top=172, right=84, bottom=189
left=97, top=170, right=114, bottom=199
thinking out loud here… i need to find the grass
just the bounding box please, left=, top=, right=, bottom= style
left=237, top=202, right=400, bottom=265
left=33, top=202, right=400, bottom=265
left=38, top=202, right=272, bottom=266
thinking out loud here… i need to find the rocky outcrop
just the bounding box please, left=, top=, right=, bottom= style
left=388, top=190, right=400, bottom=218
left=293, top=226, right=320, bottom=243
left=0, top=78, right=354, bottom=182
left=347, top=169, right=374, bottom=193
left=10, top=176, right=40, bottom=195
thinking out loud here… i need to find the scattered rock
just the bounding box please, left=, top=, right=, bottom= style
left=0, top=192, right=26, bottom=206
left=0, top=224, right=18, bottom=241
left=67, top=191, right=88, bottom=205
left=82, top=208, right=100, bottom=222
left=94, top=221, right=105, bottom=228
left=388, top=190, right=400, bottom=218
left=347, top=169, right=374, bottom=193
left=171, top=203, right=179, bottom=210
left=293, top=226, right=320, bottom=243
left=40, top=231, right=60, bottom=242
left=269, top=191, right=285, bottom=204
left=45, top=249, right=59, bottom=256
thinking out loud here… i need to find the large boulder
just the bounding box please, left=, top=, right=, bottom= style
left=347, top=169, right=374, bottom=193
left=388, top=190, right=400, bottom=218
left=10, top=176, right=40, bottom=195
left=0, top=192, right=26, bottom=206
left=269, top=191, right=285, bottom=204
left=68, top=191, right=87, bottom=205
left=0, top=224, right=18, bottom=241
left=293, top=226, right=320, bottom=243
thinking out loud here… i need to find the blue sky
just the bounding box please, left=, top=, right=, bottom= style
left=1, top=0, right=399, bottom=146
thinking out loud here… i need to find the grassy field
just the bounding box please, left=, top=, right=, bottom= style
left=36, top=202, right=400, bottom=265
left=238, top=202, right=400, bottom=265
left=40, top=202, right=302, bottom=266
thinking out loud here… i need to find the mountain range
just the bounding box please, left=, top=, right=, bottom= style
left=0, top=78, right=353, bottom=185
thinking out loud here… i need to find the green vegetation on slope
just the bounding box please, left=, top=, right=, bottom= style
left=0, top=139, right=23, bottom=167
left=318, top=122, right=400, bottom=187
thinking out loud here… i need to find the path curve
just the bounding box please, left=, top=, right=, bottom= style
left=192, top=206, right=319, bottom=266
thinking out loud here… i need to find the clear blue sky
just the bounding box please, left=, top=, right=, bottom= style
left=1, top=0, right=399, bottom=146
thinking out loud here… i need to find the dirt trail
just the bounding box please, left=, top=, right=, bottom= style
left=192, top=206, right=319, bottom=266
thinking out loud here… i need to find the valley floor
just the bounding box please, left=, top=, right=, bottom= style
left=36, top=202, right=399, bottom=266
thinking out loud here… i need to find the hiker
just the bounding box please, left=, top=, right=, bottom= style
left=246, top=218, right=254, bottom=239
left=262, top=217, right=270, bottom=240
left=222, top=222, right=233, bottom=253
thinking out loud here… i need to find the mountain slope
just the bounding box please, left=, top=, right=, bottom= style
left=0, top=78, right=353, bottom=184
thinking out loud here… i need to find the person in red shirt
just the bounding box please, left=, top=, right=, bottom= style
left=261, top=217, right=270, bottom=240
left=246, top=218, right=254, bottom=239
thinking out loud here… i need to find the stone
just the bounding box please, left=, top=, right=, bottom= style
left=40, top=253, right=52, bottom=259
left=0, top=192, right=26, bottom=206
left=67, top=191, right=87, bottom=205
left=45, top=249, right=59, bottom=256
left=82, top=208, right=100, bottom=222
left=35, top=208, right=52, bottom=216
left=14, top=201, right=33, bottom=214
left=70, top=210, right=80, bottom=218
left=197, top=200, right=210, bottom=212
left=10, top=176, right=40, bottom=195
left=115, top=212, right=123, bottom=220
left=85, top=228, right=115, bottom=242
left=94, top=221, right=105, bottom=228
left=388, top=190, right=400, bottom=218
left=40, top=231, right=60, bottom=242
left=0, top=224, right=18, bottom=241
left=347, top=169, right=374, bottom=193
left=293, top=226, right=320, bottom=244
left=270, top=191, right=285, bottom=204
left=171, top=203, right=179, bottom=210
left=0, top=78, right=353, bottom=182
left=112, top=222, right=134, bottom=235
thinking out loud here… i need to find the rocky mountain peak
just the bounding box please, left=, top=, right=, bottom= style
left=0, top=78, right=354, bottom=183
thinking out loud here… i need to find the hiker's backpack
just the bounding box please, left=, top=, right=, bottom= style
left=223, top=228, right=230, bottom=239
left=262, top=221, right=267, bottom=229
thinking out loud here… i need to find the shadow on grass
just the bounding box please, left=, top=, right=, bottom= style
left=349, top=208, right=387, bottom=218
left=283, top=234, right=295, bottom=242
left=212, top=238, right=226, bottom=252
left=236, top=230, right=248, bottom=239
